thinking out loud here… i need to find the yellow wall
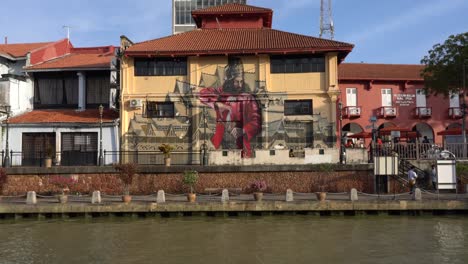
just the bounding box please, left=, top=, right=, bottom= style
left=120, top=53, right=340, bottom=138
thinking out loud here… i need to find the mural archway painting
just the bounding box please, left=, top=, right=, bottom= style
left=124, top=57, right=334, bottom=161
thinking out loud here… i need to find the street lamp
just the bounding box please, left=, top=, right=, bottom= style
left=2, top=105, right=10, bottom=167
left=338, top=102, right=346, bottom=164
left=98, top=104, right=104, bottom=166
left=202, top=107, right=208, bottom=166
left=462, top=60, right=467, bottom=158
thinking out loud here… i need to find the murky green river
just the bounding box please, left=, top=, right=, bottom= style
left=0, top=216, right=467, bottom=264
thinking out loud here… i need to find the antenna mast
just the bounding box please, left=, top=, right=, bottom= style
left=319, top=0, right=334, bottom=39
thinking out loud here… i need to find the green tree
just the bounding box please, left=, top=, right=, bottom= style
left=420, top=32, right=468, bottom=96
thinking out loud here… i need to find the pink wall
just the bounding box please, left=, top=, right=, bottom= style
left=339, top=80, right=462, bottom=144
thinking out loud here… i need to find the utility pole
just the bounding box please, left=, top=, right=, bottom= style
left=320, top=0, right=334, bottom=39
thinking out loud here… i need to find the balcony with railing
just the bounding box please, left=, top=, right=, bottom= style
left=377, top=106, right=397, bottom=118
left=415, top=107, right=432, bottom=118
left=449, top=107, right=463, bottom=119
left=343, top=106, right=361, bottom=118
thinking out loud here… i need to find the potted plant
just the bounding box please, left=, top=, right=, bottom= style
left=311, top=165, right=332, bottom=201
left=49, top=175, right=77, bottom=203
left=182, top=170, right=198, bottom=202
left=0, top=168, right=7, bottom=200
left=44, top=146, right=55, bottom=168
left=114, top=163, right=138, bottom=203
left=158, top=143, right=174, bottom=166
left=250, top=180, right=267, bottom=201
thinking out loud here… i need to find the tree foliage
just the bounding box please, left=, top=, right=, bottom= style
left=421, top=32, right=468, bottom=96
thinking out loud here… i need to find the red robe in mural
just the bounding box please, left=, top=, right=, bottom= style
left=200, top=87, right=261, bottom=157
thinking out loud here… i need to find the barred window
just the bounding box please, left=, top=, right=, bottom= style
left=270, top=55, right=325, bottom=73
left=284, top=100, right=313, bottom=115
left=146, top=102, right=175, bottom=118
left=135, top=58, right=187, bottom=76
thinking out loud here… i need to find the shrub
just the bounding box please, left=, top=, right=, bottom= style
left=182, top=170, right=198, bottom=194
left=114, top=163, right=138, bottom=195
left=250, top=180, right=267, bottom=193
left=0, top=168, right=7, bottom=193
left=49, top=175, right=77, bottom=194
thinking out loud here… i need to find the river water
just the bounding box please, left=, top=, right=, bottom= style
left=0, top=216, right=466, bottom=264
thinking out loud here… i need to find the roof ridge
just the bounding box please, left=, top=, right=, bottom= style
left=192, top=3, right=272, bottom=13
left=0, top=41, right=53, bottom=47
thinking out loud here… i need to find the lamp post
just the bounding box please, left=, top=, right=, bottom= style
left=463, top=60, right=467, bottom=158
left=202, top=106, right=208, bottom=166
left=98, top=104, right=104, bottom=166
left=2, top=105, right=10, bottom=167
left=338, top=102, right=346, bottom=164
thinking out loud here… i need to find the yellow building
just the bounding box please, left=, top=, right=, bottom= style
left=119, top=3, right=353, bottom=165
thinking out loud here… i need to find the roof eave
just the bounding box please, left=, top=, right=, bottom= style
left=338, top=77, right=423, bottom=82
left=125, top=47, right=353, bottom=57
left=24, top=67, right=110, bottom=72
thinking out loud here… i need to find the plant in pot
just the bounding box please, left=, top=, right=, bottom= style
left=49, top=175, right=77, bottom=203
left=182, top=170, right=198, bottom=202
left=158, top=144, right=174, bottom=166
left=44, top=146, right=55, bottom=168
left=114, top=163, right=138, bottom=203
left=311, top=165, right=333, bottom=202
left=250, top=180, right=267, bottom=201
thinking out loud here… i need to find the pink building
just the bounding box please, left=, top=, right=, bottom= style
left=338, top=63, right=464, bottom=146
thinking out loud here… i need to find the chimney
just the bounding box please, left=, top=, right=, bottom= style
left=4, top=36, right=7, bottom=44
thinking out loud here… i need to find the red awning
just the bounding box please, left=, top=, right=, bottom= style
left=437, top=128, right=468, bottom=136
left=378, top=126, right=412, bottom=132
left=347, top=131, right=372, bottom=138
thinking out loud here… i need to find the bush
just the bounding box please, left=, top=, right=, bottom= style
left=182, top=170, right=198, bottom=194
left=114, top=163, right=138, bottom=195
left=158, top=144, right=174, bottom=158
left=250, top=180, right=267, bottom=193
left=49, top=175, right=77, bottom=194
left=0, top=168, right=7, bottom=193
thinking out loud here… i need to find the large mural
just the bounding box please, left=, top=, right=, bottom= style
left=124, top=57, right=335, bottom=161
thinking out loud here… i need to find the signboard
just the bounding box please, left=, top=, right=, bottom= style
left=436, top=160, right=457, bottom=190
left=394, top=94, right=415, bottom=106
left=374, top=156, right=399, bottom=175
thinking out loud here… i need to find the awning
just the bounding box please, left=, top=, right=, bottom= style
left=347, top=131, right=372, bottom=138
left=437, top=128, right=468, bottom=136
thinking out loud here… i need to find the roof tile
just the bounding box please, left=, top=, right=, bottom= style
left=192, top=3, right=272, bottom=14
left=8, top=109, right=119, bottom=124
left=339, top=63, right=424, bottom=81
left=0, top=42, right=53, bottom=58
left=126, top=28, right=353, bottom=55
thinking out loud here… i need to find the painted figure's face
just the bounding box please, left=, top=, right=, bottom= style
left=233, top=76, right=244, bottom=92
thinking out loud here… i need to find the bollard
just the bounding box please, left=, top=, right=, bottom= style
left=157, top=190, right=166, bottom=203
left=221, top=189, right=229, bottom=202
left=286, top=189, right=294, bottom=202
left=413, top=188, right=422, bottom=201
left=26, top=191, right=37, bottom=205
left=91, top=191, right=101, bottom=204
left=350, top=188, right=358, bottom=201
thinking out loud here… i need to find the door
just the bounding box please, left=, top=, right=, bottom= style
left=381, top=89, right=392, bottom=106
left=21, top=133, right=55, bottom=166
left=61, top=132, right=98, bottom=166
left=346, top=88, right=357, bottom=106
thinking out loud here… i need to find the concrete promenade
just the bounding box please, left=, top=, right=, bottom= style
left=1, top=192, right=467, bottom=218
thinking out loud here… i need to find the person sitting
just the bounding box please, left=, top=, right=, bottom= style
left=422, top=136, right=430, bottom=144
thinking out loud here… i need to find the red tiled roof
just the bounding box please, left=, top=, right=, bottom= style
left=0, top=42, right=53, bottom=58
left=126, top=28, right=353, bottom=56
left=8, top=109, right=119, bottom=124
left=339, top=63, right=424, bottom=81
left=191, top=3, right=272, bottom=14
left=25, top=46, right=115, bottom=70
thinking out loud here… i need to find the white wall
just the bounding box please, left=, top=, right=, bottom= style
left=5, top=125, right=119, bottom=166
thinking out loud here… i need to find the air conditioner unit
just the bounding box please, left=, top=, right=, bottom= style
left=129, top=99, right=142, bottom=108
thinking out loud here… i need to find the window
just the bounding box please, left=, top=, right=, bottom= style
left=270, top=55, right=325, bottom=73
left=146, top=102, right=175, bottom=118
left=135, top=58, right=187, bottom=76
left=33, top=72, right=78, bottom=108
left=284, top=100, right=313, bottom=115
left=86, top=71, right=110, bottom=108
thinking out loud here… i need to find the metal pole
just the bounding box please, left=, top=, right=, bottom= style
left=3, top=106, right=10, bottom=167
left=202, top=107, right=207, bottom=166
left=463, top=61, right=467, bottom=159
left=338, top=102, right=345, bottom=164
left=99, top=105, right=104, bottom=166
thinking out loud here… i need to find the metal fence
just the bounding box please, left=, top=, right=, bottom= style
left=372, top=142, right=466, bottom=160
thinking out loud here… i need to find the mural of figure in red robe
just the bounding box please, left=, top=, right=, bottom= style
left=200, top=59, right=261, bottom=157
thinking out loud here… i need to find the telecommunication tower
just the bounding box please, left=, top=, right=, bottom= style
left=319, top=0, right=334, bottom=39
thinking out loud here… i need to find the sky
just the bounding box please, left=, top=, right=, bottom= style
left=0, top=0, right=467, bottom=64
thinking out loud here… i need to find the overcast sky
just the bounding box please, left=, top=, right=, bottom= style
left=1, top=0, right=466, bottom=64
